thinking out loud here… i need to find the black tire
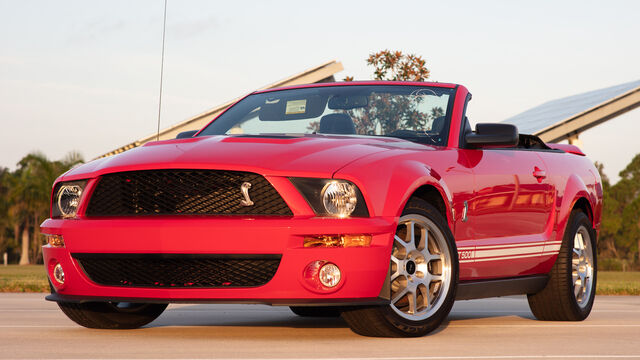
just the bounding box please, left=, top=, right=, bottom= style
left=289, top=306, right=342, bottom=317
left=341, top=198, right=458, bottom=337
left=527, top=210, right=597, bottom=321
left=57, top=301, right=168, bottom=329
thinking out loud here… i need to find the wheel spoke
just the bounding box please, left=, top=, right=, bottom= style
left=574, top=282, right=582, bottom=298
left=408, top=289, right=418, bottom=314
left=392, top=287, right=409, bottom=304
left=405, top=222, right=417, bottom=252
left=417, top=226, right=427, bottom=251
left=391, top=269, right=402, bottom=282
left=394, top=235, right=408, bottom=255
left=575, top=233, right=586, bottom=253
left=390, top=255, right=402, bottom=281
left=422, top=284, right=431, bottom=310
left=426, top=253, right=442, bottom=263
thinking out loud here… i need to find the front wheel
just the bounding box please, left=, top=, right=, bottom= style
left=341, top=198, right=458, bottom=337
left=527, top=210, right=597, bottom=320
left=58, top=301, right=168, bottom=329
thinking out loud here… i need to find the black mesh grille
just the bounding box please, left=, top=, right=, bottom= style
left=73, top=254, right=281, bottom=288
left=86, top=169, right=292, bottom=216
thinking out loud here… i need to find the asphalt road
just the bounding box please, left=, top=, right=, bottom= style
left=0, top=294, right=638, bottom=360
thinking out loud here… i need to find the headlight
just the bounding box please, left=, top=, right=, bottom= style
left=321, top=181, right=357, bottom=217
left=289, top=178, right=369, bottom=217
left=51, top=180, right=87, bottom=219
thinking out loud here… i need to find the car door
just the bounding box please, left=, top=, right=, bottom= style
left=462, top=148, right=555, bottom=279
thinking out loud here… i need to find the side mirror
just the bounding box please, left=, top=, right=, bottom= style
left=176, top=130, right=198, bottom=139
left=465, top=123, right=518, bottom=147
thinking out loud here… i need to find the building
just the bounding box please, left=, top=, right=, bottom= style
left=502, top=80, right=640, bottom=145
left=99, top=60, right=343, bottom=158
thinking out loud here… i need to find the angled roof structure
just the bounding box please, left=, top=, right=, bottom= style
left=99, top=60, right=344, bottom=158
left=502, top=79, right=640, bottom=143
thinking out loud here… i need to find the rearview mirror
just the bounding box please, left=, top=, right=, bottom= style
left=176, top=130, right=198, bottom=139
left=465, top=123, right=518, bottom=147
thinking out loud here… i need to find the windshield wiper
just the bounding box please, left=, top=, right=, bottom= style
left=383, top=130, right=439, bottom=145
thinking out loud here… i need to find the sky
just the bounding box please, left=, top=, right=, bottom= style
left=1, top=0, right=639, bottom=183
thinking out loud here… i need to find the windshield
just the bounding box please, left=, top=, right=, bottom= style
left=198, top=85, right=456, bottom=146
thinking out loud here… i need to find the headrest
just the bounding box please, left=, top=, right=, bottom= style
left=432, top=116, right=446, bottom=133
left=318, top=113, right=356, bottom=134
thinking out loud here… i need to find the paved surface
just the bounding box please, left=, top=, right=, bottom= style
left=0, top=294, right=639, bottom=360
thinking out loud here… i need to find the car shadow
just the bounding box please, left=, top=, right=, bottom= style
left=139, top=303, right=536, bottom=337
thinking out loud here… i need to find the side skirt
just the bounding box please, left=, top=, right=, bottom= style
left=455, top=275, right=549, bottom=300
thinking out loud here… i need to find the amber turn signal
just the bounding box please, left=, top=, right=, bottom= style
left=303, top=234, right=372, bottom=248
left=46, top=235, right=65, bottom=248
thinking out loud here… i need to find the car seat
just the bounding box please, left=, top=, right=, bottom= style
left=318, top=113, right=356, bottom=134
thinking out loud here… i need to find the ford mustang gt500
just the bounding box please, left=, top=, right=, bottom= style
left=41, top=81, right=602, bottom=337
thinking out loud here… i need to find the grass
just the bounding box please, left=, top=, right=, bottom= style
left=0, top=265, right=638, bottom=295
left=0, top=265, right=49, bottom=292
left=597, top=271, right=640, bottom=295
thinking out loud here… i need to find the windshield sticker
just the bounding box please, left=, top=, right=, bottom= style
left=285, top=99, right=307, bottom=114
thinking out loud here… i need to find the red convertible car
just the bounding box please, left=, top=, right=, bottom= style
left=41, top=81, right=602, bottom=337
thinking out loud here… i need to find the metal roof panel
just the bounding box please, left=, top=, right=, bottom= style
left=502, top=79, right=640, bottom=134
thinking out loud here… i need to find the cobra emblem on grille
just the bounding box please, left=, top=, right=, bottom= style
left=240, top=182, right=254, bottom=206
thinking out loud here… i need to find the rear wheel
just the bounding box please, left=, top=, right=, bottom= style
left=289, top=306, right=341, bottom=317
left=57, top=301, right=167, bottom=329
left=341, top=198, right=458, bottom=337
left=527, top=210, right=597, bottom=320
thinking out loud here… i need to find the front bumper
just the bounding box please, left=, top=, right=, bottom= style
left=41, top=216, right=395, bottom=305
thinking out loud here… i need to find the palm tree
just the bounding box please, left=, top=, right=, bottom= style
left=6, top=151, right=84, bottom=265
left=0, top=168, right=11, bottom=260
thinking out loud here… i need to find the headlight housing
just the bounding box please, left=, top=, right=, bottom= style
left=51, top=180, right=88, bottom=219
left=321, top=181, right=357, bottom=217
left=289, top=178, right=369, bottom=217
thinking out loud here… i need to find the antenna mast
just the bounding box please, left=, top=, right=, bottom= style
left=156, top=0, right=168, bottom=141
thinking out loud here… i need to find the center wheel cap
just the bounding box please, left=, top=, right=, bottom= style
left=405, top=260, right=416, bottom=275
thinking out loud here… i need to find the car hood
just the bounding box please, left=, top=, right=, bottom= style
left=60, top=135, right=434, bottom=181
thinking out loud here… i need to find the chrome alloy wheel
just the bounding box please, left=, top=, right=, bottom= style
left=572, top=225, right=594, bottom=308
left=390, top=214, right=452, bottom=321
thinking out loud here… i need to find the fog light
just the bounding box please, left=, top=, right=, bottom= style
left=303, top=234, right=372, bottom=248
left=53, top=263, right=65, bottom=284
left=319, top=263, right=341, bottom=288
left=46, top=234, right=65, bottom=247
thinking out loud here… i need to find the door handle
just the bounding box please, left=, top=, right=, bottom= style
left=533, top=166, right=546, bottom=180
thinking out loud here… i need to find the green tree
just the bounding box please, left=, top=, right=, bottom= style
left=344, top=50, right=431, bottom=82
left=614, top=154, right=640, bottom=264
left=2, top=151, right=83, bottom=264
left=595, top=162, right=621, bottom=258
left=337, top=50, right=440, bottom=136
left=0, top=168, right=11, bottom=258
left=598, top=155, right=640, bottom=267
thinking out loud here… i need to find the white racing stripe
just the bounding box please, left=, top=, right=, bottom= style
left=458, top=241, right=563, bottom=263
left=474, top=241, right=560, bottom=250
left=475, top=246, right=544, bottom=258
